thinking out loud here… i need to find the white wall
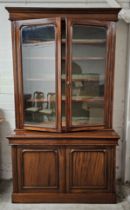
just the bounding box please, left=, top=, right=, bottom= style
left=113, top=20, right=128, bottom=178
left=0, top=1, right=129, bottom=179
left=0, top=4, right=15, bottom=179
left=123, top=24, right=130, bottom=182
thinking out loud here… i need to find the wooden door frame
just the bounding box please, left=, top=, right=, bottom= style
left=13, top=18, right=62, bottom=132
left=66, top=18, right=115, bottom=131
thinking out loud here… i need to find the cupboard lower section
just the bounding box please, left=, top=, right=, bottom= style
left=9, top=132, right=118, bottom=203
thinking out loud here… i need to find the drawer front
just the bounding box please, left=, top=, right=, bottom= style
left=66, top=146, right=115, bottom=193
left=17, top=146, right=65, bottom=192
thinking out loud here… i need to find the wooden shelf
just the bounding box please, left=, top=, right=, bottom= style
left=25, top=116, right=103, bottom=127
left=23, top=39, right=106, bottom=45
left=62, top=96, right=104, bottom=102
left=26, top=75, right=103, bottom=82
left=27, top=96, right=103, bottom=103
left=25, top=121, right=55, bottom=128
left=62, top=56, right=105, bottom=61
left=27, top=97, right=103, bottom=103
left=25, top=118, right=102, bottom=128
left=23, top=40, right=55, bottom=46
left=61, top=74, right=103, bottom=81
left=62, top=39, right=106, bottom=44
left=23, top=57, right=55, bottom=60
left=26, top=77, right=55, bottom=82
left=72, top=117, right=103, bottom=125
left=24, top=56, right=104, bottom=61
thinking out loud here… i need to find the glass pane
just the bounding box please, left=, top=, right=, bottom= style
left=71, top=25, right=106, bottom=126
left=22, top=25, right=56, bottom=128
left=61, top=61, right=66, bottom=127
left=61, top=21, right=66, bottom=127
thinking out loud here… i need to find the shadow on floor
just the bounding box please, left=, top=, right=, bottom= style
left=116, top=180, right=130, bottom=202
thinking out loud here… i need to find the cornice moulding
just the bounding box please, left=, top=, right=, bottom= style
left=119, top=9, right=130, bottom=23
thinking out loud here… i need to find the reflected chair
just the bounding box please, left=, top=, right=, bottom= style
left=39, top=93, right=55, bottom=121
left=25, top=91, right=44, bottom=122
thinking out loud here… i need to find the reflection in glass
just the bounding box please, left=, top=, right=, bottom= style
left=61, top=60, right=66, bottom=127
left=22, top=25, right=56, bottom=128
left=71, top=25, right=106, bottom=126
left=61, top=21, right=66, bottom=127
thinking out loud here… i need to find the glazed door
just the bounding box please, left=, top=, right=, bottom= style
left=66, top=19, right=115, bottom=131
left=15, top=18, right=62, bottom=132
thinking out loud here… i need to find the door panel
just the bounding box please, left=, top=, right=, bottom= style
left=66, top=146, right=113, bottom=192
left=17, top=146, right=65, bottom=192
